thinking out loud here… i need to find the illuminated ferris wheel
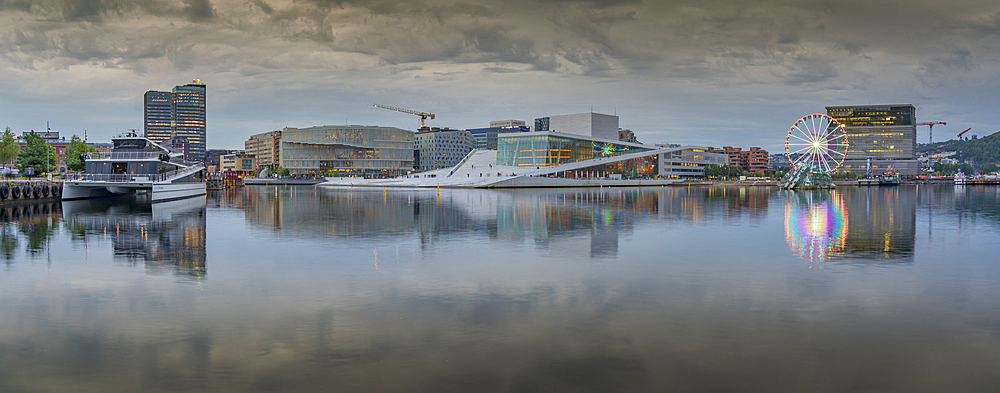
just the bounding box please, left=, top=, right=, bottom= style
left=785, top=113, right=849, bottom=174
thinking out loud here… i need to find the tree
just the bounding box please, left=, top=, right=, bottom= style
left=64, top=135, right=96, bottom=172
left=0, top=127, right=18, bottom=168
left=17, top=131, right=57, bottom=175
left=704, top=165, right=747, bottom=179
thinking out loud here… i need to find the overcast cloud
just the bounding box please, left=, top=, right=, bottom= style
left=1, top=0, right=998, bottom=151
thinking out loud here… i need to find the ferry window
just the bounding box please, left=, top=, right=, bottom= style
left=112, top=162, right=128, bottom=174
left=114, top=140, right=147, bottom=150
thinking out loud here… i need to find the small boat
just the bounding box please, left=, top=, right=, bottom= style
left=62, top=132, right=206, bottom=202
left=857, top=170, right=899, bottom=186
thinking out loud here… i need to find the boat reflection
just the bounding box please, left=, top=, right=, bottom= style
left=784, top=191, right=849, bottom=263
left=63, top=196, right=207, bottom=279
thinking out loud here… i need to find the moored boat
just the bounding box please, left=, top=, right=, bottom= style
left=62, top=133, right=206, bottom=202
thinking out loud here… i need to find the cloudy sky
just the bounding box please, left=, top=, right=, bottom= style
left=1, top=0, right=998, bottom=151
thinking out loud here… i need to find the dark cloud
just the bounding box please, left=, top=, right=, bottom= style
left=183, top=0, right=214, bottom=21
left=918, top=47, right=975, bottom=88
left=836, top=40, right=866, bottom=56
left=0, top=0, right=34, bottom=12
left=250, top=0, right=273, bottom=14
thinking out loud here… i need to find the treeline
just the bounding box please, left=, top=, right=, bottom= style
left=917, top=130, right=1000, bottom=165
left=1, top=128, right=95, bottom=176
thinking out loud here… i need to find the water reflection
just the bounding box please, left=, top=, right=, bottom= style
left=841, top=187, right=916, bottom=261
left=213, top=187, right=679, bottom=260
left=3, top=185, right=1000, bottom=392
left=784, top=187, right=917, bottom=263
left=783, top=191, right=848, bottom=262
left=63, top=196, right=207, bottom=279
left=0, top=202, right=62, bottom=263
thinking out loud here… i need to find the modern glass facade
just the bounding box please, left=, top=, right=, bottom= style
left=143, top=91, right=172, bottom=145
left=468, top=125, right=530, bottom=149
left=497, top=133, right=652, bottom=167
left=172, top=83, right=207, bottom=163
left=280, top=125, right=414, bottom=177
left=827, top=104, right=918, bottom=175
left=558, top=155, right=659, bottom=179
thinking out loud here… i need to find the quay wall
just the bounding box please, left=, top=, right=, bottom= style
left=0, top=180, right=64, bottom=205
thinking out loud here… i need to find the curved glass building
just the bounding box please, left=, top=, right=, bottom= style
left=280, top=125, right=414, bottom=177
left=497, top=132, right=653, bottom=167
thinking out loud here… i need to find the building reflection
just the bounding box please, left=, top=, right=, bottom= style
left=783, top=187, right=915, bottom=263
left=221, top=187, right=672, bottom=259
left=840, top=187, right=916, bottom=261
left=63, top=196, right=207, bottom=278
left=659, top=186, right=773, bottom=224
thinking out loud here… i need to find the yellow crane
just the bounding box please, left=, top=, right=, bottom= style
left=373, top=104, right=435, bottom=128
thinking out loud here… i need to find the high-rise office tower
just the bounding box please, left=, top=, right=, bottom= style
left=143, top=80, right=207, bottom=162
left=143, top=90, right=172, bottom=144
left=172, top=81, right=206, bottom=162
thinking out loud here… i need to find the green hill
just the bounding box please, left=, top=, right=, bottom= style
left=917, top=130, right=1000, bottom=164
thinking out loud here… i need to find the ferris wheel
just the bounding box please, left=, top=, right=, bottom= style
left=785, top=114, right=849, bottom=174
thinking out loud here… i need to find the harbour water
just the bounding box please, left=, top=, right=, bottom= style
left=1, top=185, right=999, bottom=392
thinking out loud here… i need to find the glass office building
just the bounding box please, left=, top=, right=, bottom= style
left=827, top=104, right=919, bottom=175
left=172, top=83, right=207, bottom=163
left=497, top=132, right=653, bottom=167
left=143, top=81, right=207, bottom=163
left=143, top=91, right=172, bottom=145
left=281, top=125, right=414, bottom=177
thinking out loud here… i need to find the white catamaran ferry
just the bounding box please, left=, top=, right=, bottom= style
left=62, top=133, right=206, bottom=202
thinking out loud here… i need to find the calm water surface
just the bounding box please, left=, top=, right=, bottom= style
left=2, top=185, right=999, bottom=392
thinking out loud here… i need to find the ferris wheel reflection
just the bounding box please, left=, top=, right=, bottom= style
left=784, top=191, right=848, bottom=263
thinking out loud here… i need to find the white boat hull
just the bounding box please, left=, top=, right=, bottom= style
left=151, top=182, right=206, bottom=202
left=63, top=181, right=205, bottom=203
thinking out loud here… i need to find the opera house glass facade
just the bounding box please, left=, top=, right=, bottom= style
left=497, top=132, right=653, bottom=167
left=281, top=125, right=414, bottom=177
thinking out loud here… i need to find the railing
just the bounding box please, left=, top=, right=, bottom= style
left=66, top=165, right=204, bottom=183
left=84, top=152, right=166, bottom=160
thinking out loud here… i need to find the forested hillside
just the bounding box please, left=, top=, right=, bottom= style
left=916, top=130, right=1000, bottom=164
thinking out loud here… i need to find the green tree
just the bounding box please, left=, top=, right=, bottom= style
left=704, top=165, right=747, bottom=179
left=64, top=135, right=96, bottom=172
left=0, top=127, right=18, bottom=168
left=17, top=131, right=57, bottom=175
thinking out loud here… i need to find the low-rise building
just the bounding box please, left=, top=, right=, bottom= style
left=205, top=149, right=236, bottom=174
left=220, top=151, right=256, bottom=177
left=658, top=145, right=728, bottom=178
left=415, top=128, right=477, bottom=171
left=16, top=131, right=71, bottom=172
left=245, top=130, right=282, bottom=169
left=618, top=129, right=640, bottom=144
left=707, top=146, right=771, bottom=174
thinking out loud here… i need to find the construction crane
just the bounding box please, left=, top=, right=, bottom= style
left=957, top=127, right=971, bottom=168
left=373, top=104, right=435, bottom=128
left=916, top=121, right=947, bottom=144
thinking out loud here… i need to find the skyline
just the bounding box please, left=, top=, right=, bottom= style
left=1, top=0, right=998, bottom=152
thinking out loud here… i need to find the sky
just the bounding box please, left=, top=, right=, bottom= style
left=0, top=0, right=998, bottom=152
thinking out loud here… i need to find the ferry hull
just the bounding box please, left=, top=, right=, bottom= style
left=151, top=182, right=206, bottom=202
left=63, top=181, right=205, bottom=203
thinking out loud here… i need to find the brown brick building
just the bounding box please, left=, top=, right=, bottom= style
left=706, top=146, right=771, bottom=174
